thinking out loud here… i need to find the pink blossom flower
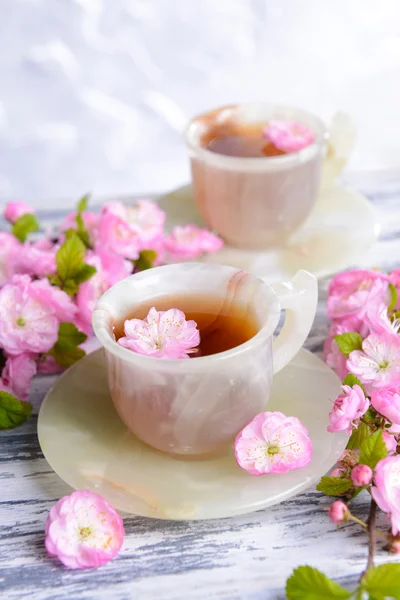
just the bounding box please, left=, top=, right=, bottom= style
left=262, top=120, right=314, bottom=153
left=0, top=232, right=20, bottom=286
left=31, top=278, right=77, bottom=323
left=118, top=307, right=200, bottom=359
left=327, top=270, right=389, bottom=322
left=164, top=225, right=223, bottom=261
left=390, top=269, right=400, bottom=309
left=2, top=353, right=37, bottom=401
left=234, top=411, right=312, bottom=475
left=365, top=302, right=400, bottom=336
left=347, top=333, right=400, bottom=389
left=371, top=388, right=400, bottom=426
left=4, top=201, right=35, bottom=223
left=383, top=431, right=398, bottom=454
left=97, top=211, right=141, bottom=260
left=0, top=276, right=60, bottom=355
left=45, top=490, right=124, bottom=569
left=327, top=385, right=369, bottom=433
left=75, top=250, right=131, bottom=335
left=324, top=317, right=367, bottom=380
left=328, top=500, right=350, bottom=525
left=37, top=355, right=63, bottom=375
left=372, top=456, right=400, bottom=535
left=351, top=464, right=373, bottom=487
left=11, top=241, right=57, bottom=278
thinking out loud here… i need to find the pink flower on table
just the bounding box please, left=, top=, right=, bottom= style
left=118, top=307, right=200, bottom=359
left=371, top=387, right=400, bottom=426
left=262, top=120, right=314, bottom=153
left=97, top=211, right=141, bottom=260
left=164, top=225, right=223, bottom=261
left=347, top=333, right=400, bottom=389
left=351, top=464, right=373, bottom=487
left=324, top=317, right=368, bottom=380
left=37, top=355, right=63, bottom=375
left=4, top=201, right=35, bottom=223
left=0, top=276, right=60, bottom=355
left=11, top=241, right=57, bottom=278
left=0, top=232, right=21, bottom=286
left=327, top=385, right=369, bottom=433
left=383, top=431, right=398, bottom=454
left=2, top=353, right=37, bottom=401
left=31, top=278, right=77, bottom=323
left=234, top=411, right=312, bottom=475
left=75, top=250, right=131, bottom=335
left=328, top=500, right=350, bottom=525
left=327, top=270, right=390, bottom=322
left=372, top=456, right=400, bottom=535
left=45, top=490, right=124, bottom=569
left=365, top=302, right=400, bottom=336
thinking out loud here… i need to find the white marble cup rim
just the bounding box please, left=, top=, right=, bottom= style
left=92, top=262, right=281, bottom=371
left=184, top=102, right=328, bottom=172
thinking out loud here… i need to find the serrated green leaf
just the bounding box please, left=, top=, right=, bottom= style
left=56, top=323, right=87, bottom=350
left=362, top=563, right=400, bottom=599
left=0, top=392, right=32, bottom=429
left=286, top=566, right=351, bottom=600
left=12, top=213, right=39, bottom=242
left=49, top=346, right=86, bottom=369
left=133, top=249, right=157, bottom=272
left=334, top=332, right=363, bottom=357
left=74, top=264, right=97, bottom=284
left=76, top=193, right=90, bottom=214
left=359, top=430, right=387, bottom=469
left=316, top=476, right=353, bottom=496
left=56, top=234, right=86, bottom=282
left=346, top=422, right=371, bottom=450
left=342, top=374, right=366, bottom=394
left=388, top=283, right=398, bottom=313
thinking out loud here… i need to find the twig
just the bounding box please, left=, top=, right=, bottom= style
left=360, top=498, right=377, bottom=581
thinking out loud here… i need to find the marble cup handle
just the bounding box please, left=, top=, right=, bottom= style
left=270, top=270, right=318, bottom=374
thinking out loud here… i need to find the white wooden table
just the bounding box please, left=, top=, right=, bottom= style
left=1, top=182, right=399, bottom=600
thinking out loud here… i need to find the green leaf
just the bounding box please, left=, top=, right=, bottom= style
left=75, top=213, right=92, bottom=249
left=62, top=279, right=79, bottom=296
left=359, top=430, right=387, bottom=469
left=76, top=193, right=90, bottom=214
left=74, top=264, right=97, bottom=284
left=56, top=323, right=87, bottom=350
left=48, top=323, right=87, bottom=368
left=286, top=566, right=351, bottom=600
left=12, top=213, right=39, bottom=242
left=334, top=332, right=363, bottom=357
left=56, top=234, right=86, bottom=282
left=346, top=422, right=371, bottom=450
left=388, top=283, right=398, bottom=313
left=49, top=346, right=85, bottom=368
left=0, top=392, right=32, bottom=429
left=362, top=563, right=400, bottom=599
left=133, top=249, right=157, bottom=272
left=316, top=476, right=352, bottom=496
left=48, top=274, right=62, bottom=288
left=342, top=374, right=366, bottom=394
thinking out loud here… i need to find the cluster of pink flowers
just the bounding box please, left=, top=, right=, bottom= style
left=324, top=268, right=400, bottom=540
left=0, top=197, right=223, bottom=416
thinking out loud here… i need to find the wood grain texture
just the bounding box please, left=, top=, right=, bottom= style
left=1, top=183, right=400, bottom=599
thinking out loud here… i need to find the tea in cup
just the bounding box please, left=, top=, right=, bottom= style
left=93, top=263, right=317, bottom=456
left=185, top=103, right=327, bottom=250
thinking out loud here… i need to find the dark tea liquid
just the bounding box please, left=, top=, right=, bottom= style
left=201, top=121, right=286, bottom=158
left=114, top=294, right=259, bottom=357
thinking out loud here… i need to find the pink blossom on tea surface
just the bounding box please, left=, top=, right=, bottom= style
left=234, top=411, right=312, bottom=475
left=262, top=120, right=314, bottom=153
left=118, top=307, right=200, bottom=359
left=327, top=385, right=369, bottom=433
left=45, top=490, right=124, bottom=569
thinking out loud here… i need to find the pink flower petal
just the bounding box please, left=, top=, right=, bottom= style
left=263, top=120, right=314, bottom=153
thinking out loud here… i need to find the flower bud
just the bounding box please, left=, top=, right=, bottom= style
left=351, top=464, right=373, bottom=487
left=328, top=500, right=350, bottom=525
